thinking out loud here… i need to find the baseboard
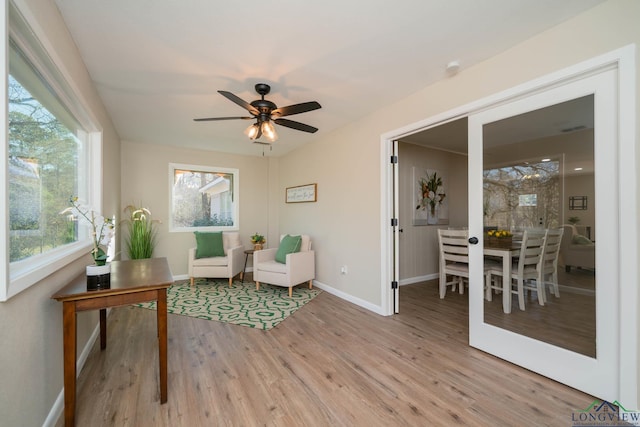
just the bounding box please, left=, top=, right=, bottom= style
left=312, top=276, right=436, bottom=315
left=312, top=280, right=387, bottom=316
left=44, top=315, right=103, bottom=427
left=399, top=273, right=438, bottom=286
left=558, top=284, right=595, bottom=296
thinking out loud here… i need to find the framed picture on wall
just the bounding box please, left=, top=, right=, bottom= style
left=569, top=196, right=587, bottom=210
left=413, top=167, right=449, bottom=226
left=286, top=183, right=317, bottom=203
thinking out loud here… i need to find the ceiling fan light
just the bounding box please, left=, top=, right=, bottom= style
left=244, top=123, right=260, bottom=139
left=261, top=120, right=278, bottom=142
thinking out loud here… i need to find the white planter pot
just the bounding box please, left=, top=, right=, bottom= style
left=86, top=263, right=111, bottom=290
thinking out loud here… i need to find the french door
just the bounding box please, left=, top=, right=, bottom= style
left=468, top=68, right=619, bottom=400
left=392, top=139, right=400, bottom=313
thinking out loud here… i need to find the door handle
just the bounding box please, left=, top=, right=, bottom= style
left=468, top=237, right=479, bottom=245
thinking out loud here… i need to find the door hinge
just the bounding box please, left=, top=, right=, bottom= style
left=391, top=281, right=398, bottom=289
left=390, top=155, right=398, bottom=164
left=391, top=218, right=398, bottom=227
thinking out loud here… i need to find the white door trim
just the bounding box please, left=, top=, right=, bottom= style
left=379, top=44, right=636, bottom=405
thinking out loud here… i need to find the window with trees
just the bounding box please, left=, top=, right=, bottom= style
left=2, top=5, right=100, bottom=300
left=8, top=73, right=84, bottom=262
left=169, top=164, right=239, bottom=232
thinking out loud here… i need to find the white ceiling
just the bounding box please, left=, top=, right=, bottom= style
left=53, top=0, right=603, bottom=157
left=402, top=95, right=594, bottom=154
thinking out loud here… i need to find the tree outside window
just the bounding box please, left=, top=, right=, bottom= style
left=8, top=75, right=82, bottom=262
left=170, top=164, right=239, bottom=231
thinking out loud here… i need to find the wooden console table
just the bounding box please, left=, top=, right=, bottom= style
left=51, top=257, right=173, bottom=427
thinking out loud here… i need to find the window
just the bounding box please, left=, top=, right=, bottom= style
left=483, top=158, right=560, bottom=230
left=8, top=74, right=84, bottom=262
left=518, top=194, right=537, bottom=207
left=2, top=3, right=101, bottom=300
left=169, top=163, right=239, bottom=232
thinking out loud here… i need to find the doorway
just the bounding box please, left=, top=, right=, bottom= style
left=396, top=119, right=468, bottom=289
left=380, top=46, right=636, bottom=403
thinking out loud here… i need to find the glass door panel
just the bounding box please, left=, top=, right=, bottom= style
left=468, top=69, right=618, bottom=401
left=482, top=96, right=594, bottom=357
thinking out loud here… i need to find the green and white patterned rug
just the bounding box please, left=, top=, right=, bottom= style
left=135, top=279, right=321, bottom=330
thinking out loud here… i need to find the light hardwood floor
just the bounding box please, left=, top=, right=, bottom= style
left=484, top=281, right=595, bottom=357
left=59, top=279, right=594, bottom=426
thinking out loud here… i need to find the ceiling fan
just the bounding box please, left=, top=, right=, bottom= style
left=194, top=83, right=321, bottom=142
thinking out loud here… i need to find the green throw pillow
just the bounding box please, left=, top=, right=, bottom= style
left=275, top=234, right=302, bottom=264
left=572, top=234, right=593, bottom=245
left=194, top=231, right=225, bottom=258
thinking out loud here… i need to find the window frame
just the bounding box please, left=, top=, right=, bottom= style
left=1, top=2, right=103, bottom=301
left=168, top=163, right=240, bottom=233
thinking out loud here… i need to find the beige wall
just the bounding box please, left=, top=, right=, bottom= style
left=120, top=141, right=279, bottom=275
left=278, top=0, right=639, bottom=308
left=0, top=1, right=121, bottom=426
left=278, top=121, right=384, bottom=302
left=398, top=142, right=467, bottom=282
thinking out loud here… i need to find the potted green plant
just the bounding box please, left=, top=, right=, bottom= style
left=568, top=216, right=581, bottom=225
left=122, top=204, right=160, bottom=259
left=250, top=232, right=266, bottom=250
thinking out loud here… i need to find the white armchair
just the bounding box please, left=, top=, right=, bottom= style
left=560, top=224, right=595, bottom=272
left=188, top=231, right=245, bottom=287
left=253, top=234, right=315, bottom=297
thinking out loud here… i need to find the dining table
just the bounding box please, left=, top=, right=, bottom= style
left=484, top=241, right=521, bottom=314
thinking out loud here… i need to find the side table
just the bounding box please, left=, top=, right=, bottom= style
left=241, top=249, right=254, bottom=281
left=51, top=258, right=173, bottom=426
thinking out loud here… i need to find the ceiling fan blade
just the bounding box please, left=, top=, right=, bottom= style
left=193, top=116, right=253, bottom=122
left=218, top=90, right=260, bottom=115
left=271, top=101, right=321, bottom=118
left=274, top=118, right=318, bottom=133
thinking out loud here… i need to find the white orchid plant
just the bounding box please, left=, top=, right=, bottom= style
left=62, top=196, right=115, bottom=266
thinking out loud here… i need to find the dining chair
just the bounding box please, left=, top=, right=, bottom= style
left=437, top=228, right=470, bottom=299
left=540, top=227, right=564, bottom=302
left=485, top=230, right=545, bottom=310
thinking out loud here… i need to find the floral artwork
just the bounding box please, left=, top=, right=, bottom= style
left=413, top=168, right=449, bottom=226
